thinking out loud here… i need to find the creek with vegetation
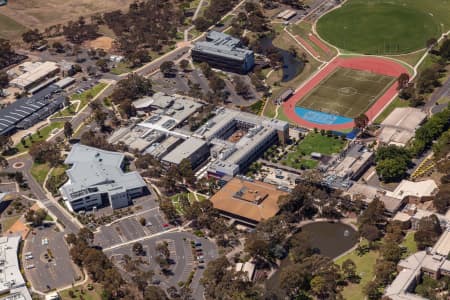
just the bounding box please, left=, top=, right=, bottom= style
left=259, top=36, right=303, bottom=82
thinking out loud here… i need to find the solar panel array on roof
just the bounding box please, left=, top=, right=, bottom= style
left=0, top=85, right=63, bottom=135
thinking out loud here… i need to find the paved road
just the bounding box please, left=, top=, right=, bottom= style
left=189, top=69, right=211, bottom=93
left=136, top=46, right=191, bottom=78
left=425, top=76, right=450, bottom=113
left=6, top=155, right=81, bottom=234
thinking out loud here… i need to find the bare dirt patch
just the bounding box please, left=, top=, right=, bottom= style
left=0, top=0, right=134, bottom=31
left=86, top=36, right=115, bottom=51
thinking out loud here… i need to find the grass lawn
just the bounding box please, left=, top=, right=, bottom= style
left=196, top=193, right=207, bottom=201
left=50, top=164, right=67, bottom=177
left=401, top=231, right=418, bottom=257
left=276, top=106, right=290, bottom=122
left=170, top=192, right=203, bottom=215
left=247, top=100, right=264, bottom=115
left=296, top=132, right=346, bottom=155
left=0, top=13, right=28, bottom=40
left=280, top=133, right=345, bottom=169
left=417, top=53, right=442, bottom=73
left=438, top=97, right=450, bottom=105
left=57, top=105, right=78, bottom=117
left=316, top=0, right=446, bottom=55
left=103, top=97, right=112, bottom=107
left=373, top=97, right=409, bottom=124
left=47, top=164, right=69, bottom=192
left=281, top=156, right=318, bottom=169
left=110, top=62, right=133, bottom=75
left=71, top=83, right=107, bottom=111
left=387, top=49, right=426, bottom=68
left=189, top=0, right=201, bottom=9
left=30, top=162, right=51, bottom=186
left=335, top=243, right=380, bottom=300
left=262, top=99, right=277, bottom=118
left=14, top=122, right=64, bottom=154
left=60, top=283, right=102, bottom=300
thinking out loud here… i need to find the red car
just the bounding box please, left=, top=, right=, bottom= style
left=163, top=223, right=169, bottom=228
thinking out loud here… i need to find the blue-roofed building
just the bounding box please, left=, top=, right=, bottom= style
left=191, top=31, right=254, bottom=74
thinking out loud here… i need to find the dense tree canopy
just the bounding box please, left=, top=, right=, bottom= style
left=0, top=39, right=18, bottom=69
left=29, top=141, right=60, bottom=166
left=111, top=74, right=153, bottom=105
left=410, top=107, right=450, bottom=156
left=201, top=256, right=262, bottom=299
left=375, top=145, right=412, bottom=182
left=104, top=0, right=183, bottom=59
left=414, top=215, right=442, bottom=250
left=63, top=16, right=99, bottom=44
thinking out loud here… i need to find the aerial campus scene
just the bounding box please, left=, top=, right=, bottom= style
left=1, top=0, right=450, bottom=300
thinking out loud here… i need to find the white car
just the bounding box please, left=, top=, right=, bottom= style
left=26, top=265, right=35, bottom=269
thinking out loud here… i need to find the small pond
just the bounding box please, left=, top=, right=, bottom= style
left=259, top=36, right=304, bottom=82
left=266, top=221, right=358, bottom=294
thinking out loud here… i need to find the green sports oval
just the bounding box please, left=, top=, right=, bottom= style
left=316, top=1, right=441, bottom=55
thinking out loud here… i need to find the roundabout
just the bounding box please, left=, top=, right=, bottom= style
left=12, top=162, right=25, bottom=169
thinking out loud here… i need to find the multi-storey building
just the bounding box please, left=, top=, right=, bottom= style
left=191, top=31, right=255, bottom=74
left=60, top=144, right=147, bottom=212
left=193, top=108, right=289, bottom=177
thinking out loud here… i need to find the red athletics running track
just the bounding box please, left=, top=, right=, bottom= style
left=308, top=34, right=331, bottom=54
left=282, top=56, right=409, bottom=130
left=295, top=35, right=320, bottom=58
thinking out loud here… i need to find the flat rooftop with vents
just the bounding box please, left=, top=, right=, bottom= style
left=60, top=144, right=147, bottom=212
left=0, top=236, right=32, bottom=300
left=193, top=107, right=289, bottom=177
left=192, top=31, right=255, bottom=74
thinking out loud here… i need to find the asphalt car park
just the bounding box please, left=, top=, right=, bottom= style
left=94, top=207, right=166, bottom=249
left=105, top=232, right=217, bottom=295
left=23, top=224, right=81, bottom=292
